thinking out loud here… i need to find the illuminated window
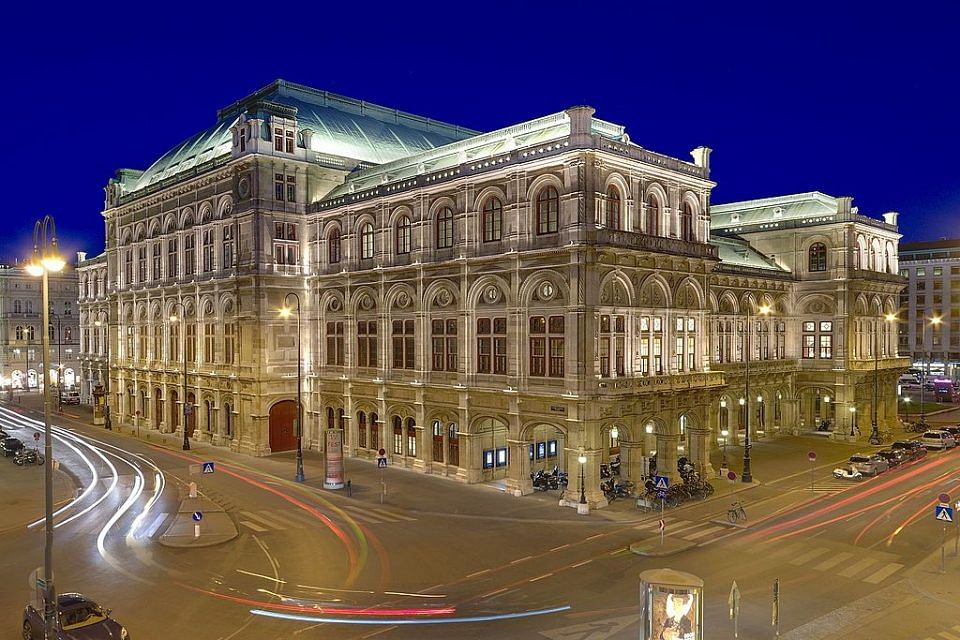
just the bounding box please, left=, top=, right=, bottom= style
left=436, top=208, right=454, bottom=249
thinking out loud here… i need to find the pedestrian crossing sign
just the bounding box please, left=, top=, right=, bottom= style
left=653, top=475, right=669, bottom=490
left=202, top=462, right=215, bottom=474
left=936, top=504, right=954, bottom=522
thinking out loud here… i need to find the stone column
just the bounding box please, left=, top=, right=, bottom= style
left=688, top=428, right=713, bottom=477
left=656, top=433, right=680, bottom=484
left=620, top=440, right=644, bottom=483
left=504, top=439, right=532, bottom=496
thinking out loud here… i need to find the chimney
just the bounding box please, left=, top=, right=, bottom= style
left=882, top=211, right=899, bottom=226
left=565, top=106, right=596, bottom=145
left=76, top=251, right=86, bottom=264
left=690, top=146, right=712, bottom=173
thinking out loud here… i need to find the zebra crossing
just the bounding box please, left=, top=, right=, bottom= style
left=805, top=476, right=857, bottom=493
left=759, top=540, right=905, bottom=585
left=633, top=516, right=728, bottom=543
left=236, top=505, right=416, bottom=533
left=921, top=624, right=960, bottom=640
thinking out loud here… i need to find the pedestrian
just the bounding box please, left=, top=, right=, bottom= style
left=346, top=479, right=352, bottom=497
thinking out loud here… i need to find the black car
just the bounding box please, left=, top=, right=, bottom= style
left=23, top=592, right=129, bottom=639
left=876, top=448, right=908, bottom=467
left=941, top=426, right=960, bottom=440
left=891, top=440, right=927, bottom=461
left=1, top=437, right=24, bottom=456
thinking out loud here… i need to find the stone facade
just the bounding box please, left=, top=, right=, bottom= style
left=78, top=79, right=908, bottom=509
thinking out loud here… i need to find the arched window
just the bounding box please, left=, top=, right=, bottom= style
left=370, top=412, right=379, bottom=449
left=15, top=326, right=23, bottom=340
left=360, top=223, right=375, bottom=260
left=645, top=194, right=660, bottom=235
left=224, top=402, right=233, bottom=437
left=327, top=407, right=335, bottom=430
left=328, top=229, right=341, bottom=264
left=448, top=423, right=460, bottom=466
left=338, top=408, right=345, bottom=430
left=358, top=411, right=367, bottom=448
left=808, top=243, right=827, bottom=272
left=406, top=417, right=417, bottom=457
left=393, top=415, right=403, bottom=454
left=13, top=300, right=21, bottom=314
left=27, top=326, right=35, bottom=341
left=482, top=198, right=503, bottom=242
left=606, top=187, right=621, bottom=229
left=536, top=187, right=559, bottom=235
left=436, top=207, right=454, bottom=249
left=49, top=324, right=56, bottom=341
left=681, top=202, right=695, bottom=241
left=396, top=217, right=411, bottom=255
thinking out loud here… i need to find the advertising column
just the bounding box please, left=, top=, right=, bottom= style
left=324, top=428, right=345, bottom=489
left=639, top=568, right=703, bottom=640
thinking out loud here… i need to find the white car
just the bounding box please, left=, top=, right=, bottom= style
left=833, top=466, right=863, bottom=481
left=921, top=430, right=957, bottom=450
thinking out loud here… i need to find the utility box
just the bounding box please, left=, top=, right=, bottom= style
left=639, top=568, right=703, bottom=640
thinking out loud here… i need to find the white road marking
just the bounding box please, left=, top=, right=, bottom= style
left=571, top=559, right=592, bottom=568
left=142, top=512, right=168, bottom=539
left=550, top=544, right=571, bottom=551
left=789, top=547, right=830, bottom=566
left=862, top=562, right=904, bottom=584
left=813, top=551, right=854, bottom=571
left=239, top=510, right=282, bottom=530
left=240, top=521, right=269, bottom=533
left=466, top=569, right=491, bottom=578
left=585, top=533, right=604, bottom=541
left=683, top=525, right=725, bottom=541
left=481, top=587, right=508, bottom=599
left=838, top=557, right=877, bottom=578
left=510, top=555, right=533, bottom=564
left=938, top=632, right=960, bottom=640
left=530, top=573, right=553, bottom=582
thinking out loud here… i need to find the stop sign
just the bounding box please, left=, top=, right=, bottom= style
left=808, top=451, right=817, bottom=462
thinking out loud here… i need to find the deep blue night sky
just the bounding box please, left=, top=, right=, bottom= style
left=3, top=1, right=958, bottom=262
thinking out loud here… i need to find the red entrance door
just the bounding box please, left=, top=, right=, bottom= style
left=269, top=400, right=298, bottom=452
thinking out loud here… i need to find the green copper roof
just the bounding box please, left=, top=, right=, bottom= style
left=710, top=191, right=841, bottom=228
left=711, top=235, right=788, bottom=272
left=130, top=80, right=480, bottom=195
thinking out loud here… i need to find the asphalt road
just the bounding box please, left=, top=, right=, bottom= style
left=2, top=398, right=959, bottom=640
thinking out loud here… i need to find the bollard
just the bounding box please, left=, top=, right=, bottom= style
left=189, top=482, right=197, bottom=498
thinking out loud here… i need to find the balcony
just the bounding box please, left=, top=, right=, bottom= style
left=595, top=228, right=719, bottom=260
left=846, top=356, right=912, bottom=372
left=595, top=370, right=725, bottom=395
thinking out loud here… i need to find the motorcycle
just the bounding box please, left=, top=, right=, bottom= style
left=817, top=419, right=833, bottom=433
left=14, top=448, right=45, bottom=466
left=832, top=465, right=863, bottom=481
left=609, top=456, right=621, bottom=476
left=531, top=468, right=566, bottom=491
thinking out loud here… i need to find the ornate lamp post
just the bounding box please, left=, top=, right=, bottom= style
left=25, top=214, right=65, bottom=639
left=920, top=316, right=943, bottom=428
left=279, top=293, right=305, bottom=483
left=577, top=446, right=588, bottom=515
left=169, top=302, right=190, bottom=450
left=849, top=406, right=857, bottom=437
left=742, top=303, right=771, bottom=483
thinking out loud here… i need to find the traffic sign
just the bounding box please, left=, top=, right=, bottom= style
left=656, top=490, right=667, bottom=499
left=377, top=448, right=388, bottom=468
left=936, top=505, right=954, bottom=522
left=940, top=493, right=951, bottom=504
left=33, top=432, right=40, bottom=442
left=202, top=461, right=215, bottom=474
left=808, top=451, right=817, bottom=462
left=727, top=471, right=737, bottom=482
left=658, top=519, right=665, bottom=532
left=192, top=511, right=203, bottom=522
left=653, top=475, right=669, bottom=490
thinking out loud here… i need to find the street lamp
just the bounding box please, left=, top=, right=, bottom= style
left=920, top=316, right=943, bottom=428
left=871, top=313, right=898, bottom=443
left=94, top=310, right=111, bottom=429
left=25, top=214, right=65, bottom=639
left=719, top=399, right=728, bottom=468
left=849, top=406, right=857, bottom=437
left=169, top=302, right=190, bottom=450
left=279, top=293, right=305, bottom=483
left=742, top=303, right=771, bottom=483
left=577, top=447, right=587, bottom=511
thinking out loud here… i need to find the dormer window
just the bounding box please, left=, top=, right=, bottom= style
left=238, top=127, right=246, bottom=152
left=274, top=127, right=295, bottom=153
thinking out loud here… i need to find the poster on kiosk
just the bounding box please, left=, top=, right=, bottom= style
left=639, top=568, right=703, bottom=640
left=323, top=429, right=345, bottom=489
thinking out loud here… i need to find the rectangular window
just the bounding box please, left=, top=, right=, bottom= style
left=640, top=337, right=650, bottom=374
left=549, top=316, right=565, bottom=377
left=819, top=335, right=833, bottom=359
left=431, top=319, right=457, bottom=372
left=392, top=319, right=415, bottom=369
left=167, top=239, right=178, bottom=278
left=802, top=334, right=816, bottom=359
left=137, top=247, right=147, bottom=282
left=285, top=129, right=295, bottom=154
left=152, top=243, right=161, bottom=280
left=186, top=323, right=197, bottom=362
left=274, top=128, right=284, bottom=152
left=357, top=321, right=378, bottom=368
left=326, top=322, right=344, bottom=366
left=222, top=225, right=234, bottom=268
left=239, top=127, right=246, bottom=152
left=529, top=316, right=546, bottom=377
left=184, top=234, right=196, bottom=276
left=653, top=336, right=663, bottom=374
left=203, top=323, right=215, bottom=363
left=275, top=173, right=285, bottom=201
left=152, top=324, right=161, bottom=361
left=138, top=325, right=147, bottom=361
left=286, top=175, right=296, bottom=203
left=934, top=267, right=943, bottom=276
left=675, top=336, right=684, bottom=370
left=169, top=323, right=180, bottom=361
left=223, top=322, right=236, bottom=364
left=124, top=250, right=133, bottom=285
left=598, top=315, right=625, bottom=377
left=917, top=268, right=926, bottom=276
left=202, top=229, right=215, bottom=272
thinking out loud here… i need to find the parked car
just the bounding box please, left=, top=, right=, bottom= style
left=23, top=592, right=129, bottom=639
left=61, top=390, right=80, bottom=405
left=891, top=440, right=927, bottom=460
left=833, top=465, right=864, bottom=481
left=876, top=449, right=908, bottom=467
left=848, top=453, right=889, bottom=476
left=921, top=430, right=957, bottom=450
left=1, top=437, right=24, bottom=457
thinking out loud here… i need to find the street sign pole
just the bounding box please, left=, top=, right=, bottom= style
left=942, top=521, right=946, bottom=573
left=808, top=451, right=817, bottom=491
left=955, top=500, right=959, bottom=557
left=660, top=498, right=665, bottom=546
left=773, top=577, right=781, bottom=638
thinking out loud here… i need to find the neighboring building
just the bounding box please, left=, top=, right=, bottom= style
left=82, top=79, right=908, bottom=508
left=0, top=261, right=80, bottom=394
left=898, top=238, right=960, bottom=380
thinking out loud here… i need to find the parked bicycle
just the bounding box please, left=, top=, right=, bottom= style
left=727, top=501, right=747, bottom=524
left=868, top=430, right=892, bottom=446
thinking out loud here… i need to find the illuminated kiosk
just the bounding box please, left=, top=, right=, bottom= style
left=639, top=568, right=703, bottom=640
left=92, top=384, right=105, bottom=426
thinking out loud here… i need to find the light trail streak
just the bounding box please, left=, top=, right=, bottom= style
left=249, top=605, right=571, bottom=625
